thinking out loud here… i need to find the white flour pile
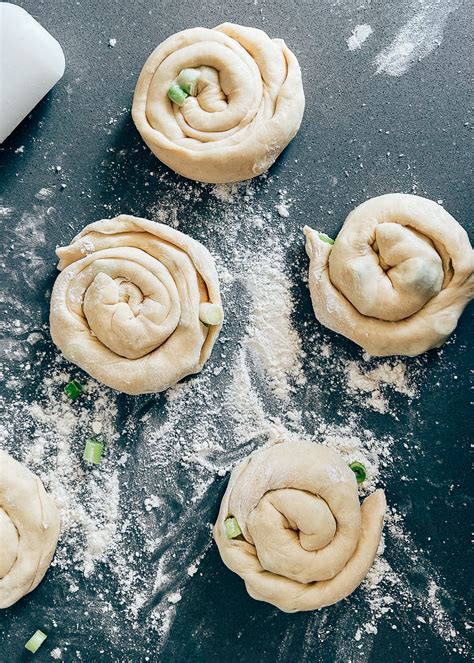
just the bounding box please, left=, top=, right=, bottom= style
left=0, top=173, right=470, bottom=660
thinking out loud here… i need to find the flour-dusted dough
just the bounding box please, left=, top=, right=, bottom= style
left=132, top=23, right=305, bottom=183
left=214, top=441, right=386, bottom=612
left=0, top=450, right=60, bottom=609
left=50, top=215, right=223, bottom=395
left=304, top=194, right=474, bottom=356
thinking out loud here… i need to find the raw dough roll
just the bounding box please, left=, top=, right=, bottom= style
left=0, top=450, right=60, bottom=609
left=132, top=22, right=305, bottom=183
left=214, top=442, right=386, bottom=612
left=50, top=215, right=223, bottom=395
left=304, top=194, right=474, bottom=356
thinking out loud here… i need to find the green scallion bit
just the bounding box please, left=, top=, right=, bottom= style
left=64, top=379, right=83, bottom=400
left=177, top=68, right=201, bottom=96
left=83, top=437, right=104, bottom=465
left=167, top=83, right=189, bottom=107
left=199, top=302, right=224, bottom=326
left=349, top=461, right=367, bottom=484
left=25, top=630, right=47, bottom=653
left=225, top=516, right=242, bottom=539
left=318, top=233, right=335, bottom=245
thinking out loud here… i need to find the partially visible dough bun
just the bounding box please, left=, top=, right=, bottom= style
left=132, top=23, right=305, bottom=183
left=305, top=194, right=474, bottom=356
left=0, top=450, right=60, bottom=609
left=214, top=441, right=386, bottom=612
left=50, top=215, right=223, bottom=395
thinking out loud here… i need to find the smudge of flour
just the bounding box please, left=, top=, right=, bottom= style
left=0, top=206, right=15, bottom=217
left=374, top=0, right=461, bottom=76
left=35, top=187, right=54, bottom=200
left=347, top=24, right=373, bottom=51
left=242, top=244, right=305, bottom=402
left=345, top=358, right=417, bottom=414
left=210, top=182, right=242, bottom=203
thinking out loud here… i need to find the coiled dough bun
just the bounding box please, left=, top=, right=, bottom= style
left=50, top=215, right=223, bottom=395
left=214, top=441, right=386, bottom=612
left=0, top=450, right=60, bottom=609
left=132, top=22, right=305, bottom=183
left=304, top=194, right=474, bottom=356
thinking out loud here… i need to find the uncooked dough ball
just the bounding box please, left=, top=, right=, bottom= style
left=50, top=215, right=223, bottom=395
left=304, top=194, right=474, bottom=356
left=132, top=23, right=305, bottom=183
left=0, top=450, right=60, bottom=609
left=214, top=441, right=386, bottom=612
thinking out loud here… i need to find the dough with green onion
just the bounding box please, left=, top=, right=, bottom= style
left=0, top=450, right=60, bottom=609
left=132, top=22, right=305, bottom=183
left=304, top=193, right=474, bottom=356
left=214, top=441, right=386, bottom=612
left=50, top=215, right=223, bottom=395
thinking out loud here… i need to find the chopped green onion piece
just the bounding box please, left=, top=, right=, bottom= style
left=199, top=302, right=224, bottom=326
left=225, top=516, right=241, bottom=539
left=167, top=83, right=188, bottom=106
left=25, top=630, right=47, bottom=653
left=318, top=233, right=335, bottom=245
left=349, top=461, right=367, bottom=484
left=83, top=437, right=104, bottom=465
left=64, top=379, right=83, bottom=400
left=177, top=68, right=201, bottom=96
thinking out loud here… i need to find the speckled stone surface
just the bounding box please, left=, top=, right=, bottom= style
left=0, top=1, right=472, bottom=661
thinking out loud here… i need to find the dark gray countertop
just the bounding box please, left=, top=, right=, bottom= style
left=0, top=1, right=472, bottom=662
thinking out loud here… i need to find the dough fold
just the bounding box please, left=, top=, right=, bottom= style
left=50, top=215, right=223, bottom=395
left=0, top=450, right=60, bottom=609
left=132, top=23, right=305, bottom=183
left=304, top=194, right=474, bottom=356
left=214, top=441, right=386, bottom=612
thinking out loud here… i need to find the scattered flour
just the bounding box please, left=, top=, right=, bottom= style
left=360, top=513, right=472, bottom=657
left=10, top=373, right=123, bottom=579
left=347, top=24, right=373, bottom=51
left=35, top=187, right=54, bottom=201
left=374, top=0, right=461, bottom=76
left=211, top=182, right=241, bottom=203
left=0, top=171, right=468, bottom=659
left=345, top=359, right=417, bottom=414
left=276, top=188, right=292, bottom=218
left=167, top=591, right=182, bottom=605
left=276, top=202, right=290, bottom=217
left=242, top=243, right=305, bottom=401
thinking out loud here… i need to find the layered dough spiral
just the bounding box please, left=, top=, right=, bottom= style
left=50, top=215, right=223, bottom=395
left=132, top=22, right=305, bottom=183
left=214, top=442, right=386, bottom=612
left=304, top=194, right=474, bottom=356
left=0, top=450, right=60, bottom=609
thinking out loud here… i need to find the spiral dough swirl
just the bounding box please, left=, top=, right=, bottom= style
left=304, top=194, right=474, bottom=356
left=132, top=22, right=305, bottom=183
left=50, top=215, right=223, bottom=395
left=0, top=450, right=60, bottom=609
left=214, top=442, right=386, bottom=612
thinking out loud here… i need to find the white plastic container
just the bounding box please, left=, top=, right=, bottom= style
left=0, top=3, right=65, bottom=143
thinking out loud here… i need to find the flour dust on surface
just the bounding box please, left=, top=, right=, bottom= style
left=0, top=166, right=470, bottom=660
left=373, top=0, right=462, bottom=77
